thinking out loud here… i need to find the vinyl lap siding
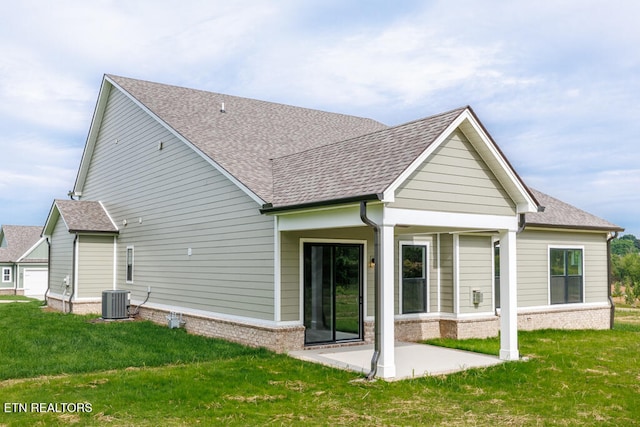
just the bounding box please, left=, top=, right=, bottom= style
left=458, top=235, right=493, bottom=313
left=77, top=235, right=114, bottom=298
left=49, top=216, right=74, bottom=295
left=81, top=87, right=275, bottom=321
left=516, top=229, right=609, bottom=306
left=392, top=129, right=516, bottom=216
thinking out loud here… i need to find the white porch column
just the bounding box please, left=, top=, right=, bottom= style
left=499, top=229, right=519, bottom=360
left=377, top=223, right=396, bottom=378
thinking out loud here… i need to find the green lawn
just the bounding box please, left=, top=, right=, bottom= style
left=1, top=301, right=639, bottom=426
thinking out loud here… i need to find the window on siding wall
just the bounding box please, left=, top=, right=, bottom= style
left=2, top=267, right=11, bottom=282
left=126, top=247, right=134, bottom=283
left=401, top=244, right=428, bottom=314
left=550, top=248, right=583, bottom=304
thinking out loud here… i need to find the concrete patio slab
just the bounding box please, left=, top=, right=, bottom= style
left=289, top=342, right=504, bottom=381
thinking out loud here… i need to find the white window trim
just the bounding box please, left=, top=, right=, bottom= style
left=399, top=240, right=430, bottom=315
left=126, top=246, right=134, bottom=284
left=547, top=245, right=585, bottom=306
left=2, top=267, right=11, bottom=283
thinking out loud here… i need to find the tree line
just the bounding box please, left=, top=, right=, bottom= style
left=611, top=234, right=640, bottom=305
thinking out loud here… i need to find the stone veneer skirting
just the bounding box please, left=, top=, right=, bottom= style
left=47, top=295, right=101, bottom=315
left=136, top=307, right=306, bottom=353
left=0, top=289, right=23, bottom=296
left=44, top=296, right=612, bottom=352
left=394, top=305, right=612, bottom=341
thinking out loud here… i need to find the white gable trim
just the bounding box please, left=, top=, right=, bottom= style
left=42, top=202, right=68, bottom=237
left=98, top=201, right=119, bottom=232
left=74, top=76, right=265, bottom=206
left=74, top=77, right=112, bottom=198
left=15, top=237, right=47, bottom=263
left=382, top=109, right=538, bottom=214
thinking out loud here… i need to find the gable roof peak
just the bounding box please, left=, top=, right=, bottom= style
left=269, top=106, right=471, bottom=208
left=0, top=225, right=44, bottom=263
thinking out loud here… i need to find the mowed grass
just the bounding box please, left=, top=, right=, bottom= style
left=1, top=301, right=639, bottom=426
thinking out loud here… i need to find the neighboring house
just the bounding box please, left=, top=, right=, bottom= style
left=0, top=225, right=49, bottom=299
left=43, top=75, right=623, bottom=378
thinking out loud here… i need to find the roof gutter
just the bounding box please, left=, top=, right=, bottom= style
left=524, top=223, right=625, bottom=233
left=517, top=213, right=526, bottom=234
left=359, top=200, right=380, bottom=380
left=44, top=237, right=51, bottom=304
left=67, top=229, right=119, bottom=235
left=260, top=193, right=381, bottom=214
left=65, top=233, right=79, bottom=314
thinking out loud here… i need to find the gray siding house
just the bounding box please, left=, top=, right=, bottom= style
left=0, top=225, right=48, bottom=299
left=43, top=75, right=623, bottom=379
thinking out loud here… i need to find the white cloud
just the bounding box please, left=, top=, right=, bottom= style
left=0, top=0, right=637, bottom=234
left=0, top=132, right=80, bottom=225
left=0, top=133, right=80, bottom=193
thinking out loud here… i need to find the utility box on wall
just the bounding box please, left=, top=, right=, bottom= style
left=102, top=290, right=130, bottom=319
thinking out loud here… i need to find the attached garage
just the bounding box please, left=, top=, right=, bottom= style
left=23, top=268, right=48, bottom=299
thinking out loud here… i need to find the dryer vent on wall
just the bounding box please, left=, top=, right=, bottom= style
left=102, top=290, right=130, bottom=319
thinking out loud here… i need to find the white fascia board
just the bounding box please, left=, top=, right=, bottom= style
left=42, top=201, right=58, bottom=237
left=385, top=207, right=519, bottom=231
left=42, top=201, right=70, bottom=237
left=277, top=202, right=382, bottom=231
left=457, top=114, right=538, bottom=214
left=15, top=237, right=47, bottom=263
left=98, top=201, right=119, bottom=232
left=383, top=109, right=538, bottom=214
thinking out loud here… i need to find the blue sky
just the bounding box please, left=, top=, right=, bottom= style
left=0, top=0, right=638, bottom=236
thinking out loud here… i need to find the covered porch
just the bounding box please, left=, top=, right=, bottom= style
left=274, top=200, right=525, bottom=380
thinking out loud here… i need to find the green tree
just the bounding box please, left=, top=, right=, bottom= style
left=618, top=252, right=640, bottom=305
left=611, top=236, right=640, bottom=305
left=620, top=234, right=640, bottom=250
left=611, top=235, right=639, bottom=256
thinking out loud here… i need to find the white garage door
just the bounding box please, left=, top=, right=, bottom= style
left=23, top=269, right=48, bottom=300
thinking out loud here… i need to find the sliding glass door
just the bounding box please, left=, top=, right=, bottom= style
left=303, top=243, right=363, bottom=345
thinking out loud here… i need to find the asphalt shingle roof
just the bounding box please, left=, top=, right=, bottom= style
left=55, top=200, right=118, bottom=233
left=526, top=189, right=623, bottom=231
left=102, top=76, right=622, bottom=232
left=108, top=75, right=388, bottom=202
left=0, top=225, right=43, bottom=262
left=271, top=107, right=467, bottom=207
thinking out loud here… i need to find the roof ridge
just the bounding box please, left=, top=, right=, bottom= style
left=107, top=74, right=384, bottom=125
left=272, top=105, right=468, bottom=161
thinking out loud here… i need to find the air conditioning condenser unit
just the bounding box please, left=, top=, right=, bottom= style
left=102, top=290, right=130, bottom=319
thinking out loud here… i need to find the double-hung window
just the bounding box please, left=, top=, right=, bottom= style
left=401, top=243, right=428, bottom=314
left=2, top=267, right=11, bottom=283
left=550, top=248, right=583, bottom=304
